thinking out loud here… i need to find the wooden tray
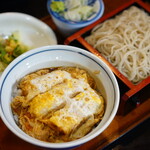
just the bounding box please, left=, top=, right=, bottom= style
left=64, top=0, right=150, bottom=114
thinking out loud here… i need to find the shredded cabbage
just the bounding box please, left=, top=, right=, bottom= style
left=64, top=0, right=88, bottom=10
left=50, top=0, right=96, bottom=22
left=64, top=6, right=93, bottom=21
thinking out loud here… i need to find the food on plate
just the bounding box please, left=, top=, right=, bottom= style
left=0, top=31, right=29, bottom=72
left=50, top=0, right=98, bottom=21
left=11, top=67, right=105, bottom=142
left=85, top=6, right=150, bottom=84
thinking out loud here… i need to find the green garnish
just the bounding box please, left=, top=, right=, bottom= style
left=50, top=1, right=65, bottom=13
left=0, top=32, right=29, bottom=71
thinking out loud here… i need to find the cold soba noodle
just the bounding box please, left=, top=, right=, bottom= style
left=85, top=6, right=150, bottom=84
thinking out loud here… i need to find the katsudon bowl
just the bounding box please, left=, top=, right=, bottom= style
left=0, top=45, right=120, bottom=149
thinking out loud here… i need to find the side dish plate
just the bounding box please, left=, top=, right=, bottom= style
left=0, top=12, right=57, bottom=48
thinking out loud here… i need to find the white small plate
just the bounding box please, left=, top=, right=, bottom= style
left=0, top=12, right=57, bottom=48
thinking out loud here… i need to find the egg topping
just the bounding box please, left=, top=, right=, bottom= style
left=11, top=67, right=105, bottom=142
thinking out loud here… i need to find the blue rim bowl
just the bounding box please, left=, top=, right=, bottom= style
left=47, top=0, right=104, bottom=25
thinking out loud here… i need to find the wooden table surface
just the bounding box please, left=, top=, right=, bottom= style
left=0, top=0, right=150, bottom=150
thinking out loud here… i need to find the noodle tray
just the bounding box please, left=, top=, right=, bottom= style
left=64, top=0, right=150, bottom=114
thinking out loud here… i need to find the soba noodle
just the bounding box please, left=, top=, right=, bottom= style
left=85, top=6, right=150, bottom=84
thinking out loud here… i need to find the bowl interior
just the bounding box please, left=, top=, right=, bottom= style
left=47, top=0, right=104, bottom=25
left=0, top=45, right=119, bottom=149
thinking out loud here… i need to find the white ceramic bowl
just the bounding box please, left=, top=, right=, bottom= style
left=0, top=45, right=119, bottom=149
left=47, top=0, right=104, bottom=36
left=0, top=12, right=57, bottom=48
